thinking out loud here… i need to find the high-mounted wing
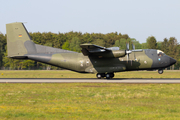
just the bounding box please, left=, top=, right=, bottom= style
left=80, top=43, right=111, bottom=56
left=80, top=43, right=126, bottom=58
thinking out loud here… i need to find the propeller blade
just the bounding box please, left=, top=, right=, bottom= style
left=126, top=42, right=129, bottom=51
left=132, top=42, right=135, bottom=50
left=127, top=53, right=129, bottom=63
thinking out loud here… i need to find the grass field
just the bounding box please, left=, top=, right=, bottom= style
left=0, top=83, right=180, bottom=119
left=0, top=70, right=179, bottom=78
left=0, top=70, right=180, bottom=119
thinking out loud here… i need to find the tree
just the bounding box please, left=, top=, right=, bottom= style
left=0, top=33, right=6, bottom=67
left=23, top=60, right=35, bottom=69
left=69, top=37, right=81, bottom=52
left=160, top=37, right=179, bottom=69
left=114, top=40, right=120, bottom=48
left=168, top=37, right=179, bottom=60
left=29, top=32, right=43, bottom=45
left=114, top=38, right=127, bottom=50
left=161, top=38, right=169, bottom=54
left=92, top=39, right=105, bottom=47
left=141, top=43, right=147, bottom=49
left=131, top=38, right=142, bottom=49
left=114, top=38, right=141, bottom=50
left=62, top=41, right=70, bottom=50
left=82, top=33, right=93, bottom=44
left=121, top=34, right=129, bottom=39
left=157, top=42, right=162, bottom=50
left=146, top=36, right=157, bottom=49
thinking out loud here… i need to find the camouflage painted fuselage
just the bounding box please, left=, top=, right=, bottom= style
left=26, top=49, right=175, bottom=74
left=6, top=22, right=176, bottom=75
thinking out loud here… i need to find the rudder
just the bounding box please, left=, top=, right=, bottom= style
left=6, top=22, right=36, bottom=57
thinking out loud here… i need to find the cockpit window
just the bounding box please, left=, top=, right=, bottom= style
left=158, top=52, right=163, bottom=56
left=157, top=50, right=165, bottom=56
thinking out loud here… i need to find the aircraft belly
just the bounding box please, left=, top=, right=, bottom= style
left=85, top=57, right=126, bottom=73
left=85, top=65, right=126, bottom=73
left=27, top=54, right=52, bottom=63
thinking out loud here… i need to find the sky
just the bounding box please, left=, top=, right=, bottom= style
left=1, top=0, right=180, bottom=43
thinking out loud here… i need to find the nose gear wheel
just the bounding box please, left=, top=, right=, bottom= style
left=158, top=69, right=163, bottom=74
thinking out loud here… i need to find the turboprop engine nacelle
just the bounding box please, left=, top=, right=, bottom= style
left=93, top=50, right=126, bottom=58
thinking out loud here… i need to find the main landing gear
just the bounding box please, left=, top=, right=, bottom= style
left=158, top=69, right=163, bottom=74
left=96, top=73, right=114, bottom=79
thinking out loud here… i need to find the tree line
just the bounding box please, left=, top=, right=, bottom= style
left=0, top=31, right=179, bottom=70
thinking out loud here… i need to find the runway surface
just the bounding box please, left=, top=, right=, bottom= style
left=0, top=78, right=180, bottom=83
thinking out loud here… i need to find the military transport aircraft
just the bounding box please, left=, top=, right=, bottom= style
left=6, top=22, right=176, bottom=79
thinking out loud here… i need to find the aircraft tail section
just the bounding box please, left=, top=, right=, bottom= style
left=6, top=22, right=36, bottom=57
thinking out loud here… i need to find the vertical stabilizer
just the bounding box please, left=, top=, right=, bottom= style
left=6, top=22, right=36, bottom=57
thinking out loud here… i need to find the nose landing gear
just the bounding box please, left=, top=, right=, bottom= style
left=158, top=69, right=163, bottom=74
left=96, top=73, right=114, bottom=79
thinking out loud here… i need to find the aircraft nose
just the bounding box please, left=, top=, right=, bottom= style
left=170, top=57, right=176, bottom=66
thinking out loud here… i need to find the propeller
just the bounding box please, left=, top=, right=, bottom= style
left=126, top=42, right=132, bottom=62
left=126, top=42, right=142, bottom=62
